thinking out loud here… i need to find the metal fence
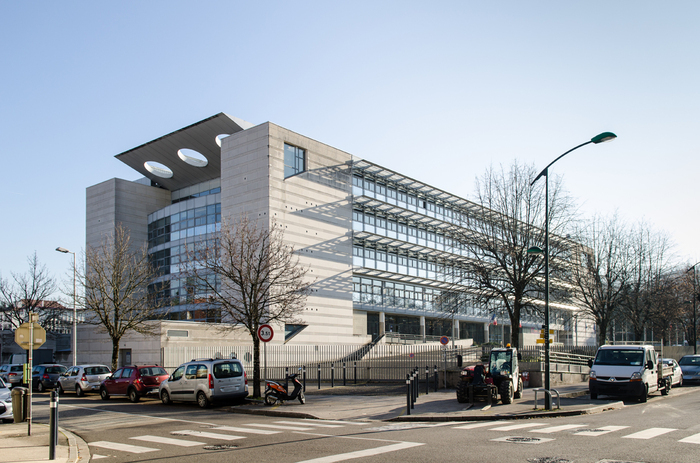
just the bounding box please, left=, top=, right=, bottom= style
left=162, top=343, right=595, bottom=382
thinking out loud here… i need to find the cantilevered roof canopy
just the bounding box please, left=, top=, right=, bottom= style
left=115, top=113, right=253, bottom=191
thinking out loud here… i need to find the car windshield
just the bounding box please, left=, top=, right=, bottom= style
left=679, top=356, right=700, bottom=366
left=139, top=367, right=167, bottom=376
left=595, top=349, right=644, bottom=366
left=489, top=351, right=513, bottom=375
left=45, top=366, right=66, bottom=374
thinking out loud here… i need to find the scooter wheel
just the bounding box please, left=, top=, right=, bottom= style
left=264, top=392, right=277, bottom=406
left=298, top=391, right=305, bottom=404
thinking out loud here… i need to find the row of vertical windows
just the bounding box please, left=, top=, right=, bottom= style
left=172, top=187, right=221, bottom=204
left=148, top=204, right=222, bottom=248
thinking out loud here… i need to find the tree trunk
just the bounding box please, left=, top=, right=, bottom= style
left=597, top=320, right=608, bottom=347
left=253, top=336, right=261, bottom=398
left=111, top=337, right=121, bottom=371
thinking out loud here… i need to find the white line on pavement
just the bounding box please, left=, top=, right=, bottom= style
left=531, top=424, right=588, bottom=434
left=171, top=430, right=246, bottom=441
left=276, top=420, right=344, bottom=428
left=574, top=425, right=629, bottom=436
left=489, top=423, right=546, bottom=431
left=211, top=425, right=281, bottom=435
left=89, top=441, right=159, bottom=453
left=295, top=441, right=424, bottom=463
left=131, top=435, right=203, bottom=447
left=453, top=421, right=508, bottom=430
left=679, top=433, right=700, bottom=444
left=622, top=428, right=677, bottom=439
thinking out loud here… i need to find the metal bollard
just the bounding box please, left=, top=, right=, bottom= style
left=331, top=363, right=335, bottom=388
left=412, top=369, right=417, bottom=402
left=49, top=390, right=58, bottom=460
left=285, top=367, right=289, bottom=392
left=302, top=365, right=306, bottom=392
left=318, top=364, right=321, bottom=390
left=354, top=361, right=357, bottom=384
left=434, top=365, right=438, bottom=391
left=425, top=366, right=429, bottom=395
left=406, top=374, right=411, bottom=415
left=343, top=362, right=346, bottom=386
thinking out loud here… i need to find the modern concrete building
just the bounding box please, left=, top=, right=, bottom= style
left=86, top=113, right=596, bottom=353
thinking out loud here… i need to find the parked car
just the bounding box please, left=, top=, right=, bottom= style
left=0, top=364, right=24, bottom=388
left=0, top=378, right=12, bottom=423
left=58, top=365, right=112, bottom=396
left=662, top=358, right=683, bottom=387
left=679, top=354, right=700, bottom=383
left=32, top=364, right=67, bottom=392
left=159, top=358, right=248, bottom=408
left=100, top=365, right=169, bottom=402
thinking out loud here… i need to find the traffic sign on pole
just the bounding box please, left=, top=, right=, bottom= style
left=15, top=322, right=46, bottom=350
left=439, top=336, right=449, bottom=346
left=258, top=324, right=274, bottom=343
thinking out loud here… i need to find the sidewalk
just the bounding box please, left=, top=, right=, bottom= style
left=227, top=381, right=625, bottom=422
left=0, top=422, right=88, bottom=463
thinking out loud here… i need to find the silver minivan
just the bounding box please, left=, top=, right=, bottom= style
left=159, top=358, right=248, bottom=408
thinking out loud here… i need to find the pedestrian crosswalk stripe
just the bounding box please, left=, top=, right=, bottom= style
left=131, top=435, right=203, bottom=447
left=245, top=423, right=315, bottom=431
left=171, top=430, right=245, bottom=441
left=302, top=419, right=367, bottom=426
left=531, top=424, right=588, bottom=434
left=574, top=425, right=629, bottom=436
left=453, top=421, right=508, bottom=429
left=622, top=428, right=677, bottom=439
left=211, top=425, right=281, bottom=435
left=89, top=441, right=159, bottom=453
left=296, top=441, right=424, bottom=463
left=489, top=423, right=546, bottom=431
left=679, top=432, right=700, bottom=444
left=275, top=420, right=344, bottom=428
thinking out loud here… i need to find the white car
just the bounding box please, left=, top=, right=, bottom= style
left=0, top=378, right=13, bottom=423
left=662, top=358, right=683, bottom=387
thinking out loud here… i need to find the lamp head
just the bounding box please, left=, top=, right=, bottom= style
left=56, top=247, right=70, bottom=253
left=591, top=132, right=617, bottom=144
left=527, top=246, right=544, bottom=255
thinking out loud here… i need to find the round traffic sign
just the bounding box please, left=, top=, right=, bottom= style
left=258, top=324, right=274, bottom=343
left=439, top=336, right=449, bottom=346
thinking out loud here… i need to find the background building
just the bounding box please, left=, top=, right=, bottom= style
left=85, top=113, right=595, bottom=360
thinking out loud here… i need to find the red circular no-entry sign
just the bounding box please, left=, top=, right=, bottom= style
left=258, top=324, right=274, bottom=342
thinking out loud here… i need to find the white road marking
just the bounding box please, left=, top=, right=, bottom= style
left=295, top=441, right=424, bottom=463
left=302, top=419, right=368, bottom=426
left=276, top=420, right=344, bottom=428
left=171, top=430, right=245, bottom=440
left=89, top=441, right=159, bottom=453
left=245, top=423, right=315, bottom=431
left=574, top=425, right=629, bottom=436
left=622, top=428, right=677, bottom=439
left=489, top=422, right=546, bottom=431
left=453, top=421, right=508, bottom=429
left=91, top=454, right=109, bottom=459
left=131, top=435, right=203, bottom=447
left=211, top=425, right=281, bottom=435
left=531, top=424, right=588, bottom=434
left=679, top=432, right=700, bottom=444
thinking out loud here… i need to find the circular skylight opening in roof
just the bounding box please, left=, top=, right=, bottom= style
left=215, top=134, right=231, bottom=147
left=144, top=161, right=174, bottom=178
left=177, top=148, right=208, bottom=167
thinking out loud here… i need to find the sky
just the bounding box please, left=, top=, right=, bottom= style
left=1, top=1, right=699, bottom=295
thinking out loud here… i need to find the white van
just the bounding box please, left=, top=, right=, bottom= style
left=588, top=345, right=660, bottom=402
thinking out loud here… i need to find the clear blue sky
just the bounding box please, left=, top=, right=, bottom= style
left=2, top=1, right=699, bottom=293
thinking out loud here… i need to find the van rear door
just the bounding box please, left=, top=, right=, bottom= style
left=212, top=361, right=245, bottom=398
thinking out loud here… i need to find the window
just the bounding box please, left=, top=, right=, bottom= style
left=284, top=143, right=305, bottom=178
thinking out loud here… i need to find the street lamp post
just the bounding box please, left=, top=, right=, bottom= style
left=56, top=247, right=77, bottom=366
left=530, top=132, right=616, bottom=410
left=687, top=262, right=699, bottom=355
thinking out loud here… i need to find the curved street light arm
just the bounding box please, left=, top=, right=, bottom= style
left=531, top=141, right=592, bottom=185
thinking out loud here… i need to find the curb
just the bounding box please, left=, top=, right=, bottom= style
left=60, top=427, right=90, bottom=463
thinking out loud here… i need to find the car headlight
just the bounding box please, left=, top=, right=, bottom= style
left=630, top=372, right=642, bottom=381
left=589, top=370, right=596, bottom=379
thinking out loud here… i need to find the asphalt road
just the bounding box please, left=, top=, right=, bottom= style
left=28, top=385, right=700, bottom=463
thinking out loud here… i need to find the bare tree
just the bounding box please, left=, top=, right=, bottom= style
left=619, top=222, right=674, bottom=341
left=187, top=216, right=312, bottom=398
left=79, top=224, right=166, bottom=370
left=449, top=161, right=575, bottom=348
left=0, top=252, right=59, bottom=330
left=570, top=214, right=630, bottom=346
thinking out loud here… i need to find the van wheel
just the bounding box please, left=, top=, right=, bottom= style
left=639, top=384, right=648, bottom=403
left=197, top=391, right=209, bottom=408
left=100, top=387, right=110, bottom=400
left=128, top=388, right=140, bottom=403
left=76, top=385, right=84, bottom=397
left=161, top=390, right=171, bottom=405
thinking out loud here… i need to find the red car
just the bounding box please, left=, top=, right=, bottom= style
left=100, top=365, right=169, bottom=403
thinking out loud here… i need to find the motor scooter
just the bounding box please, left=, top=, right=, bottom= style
left=264, top=369, right=305, bottom=405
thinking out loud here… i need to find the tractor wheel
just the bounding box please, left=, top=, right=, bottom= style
left=500, top=380, right=514, bottom=404
left=456, top=381, right=469, bottom=403
left=514, top=377, right=523, bottom=399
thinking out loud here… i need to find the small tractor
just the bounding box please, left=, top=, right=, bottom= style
left=456, top=345, right=523, bottom=405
